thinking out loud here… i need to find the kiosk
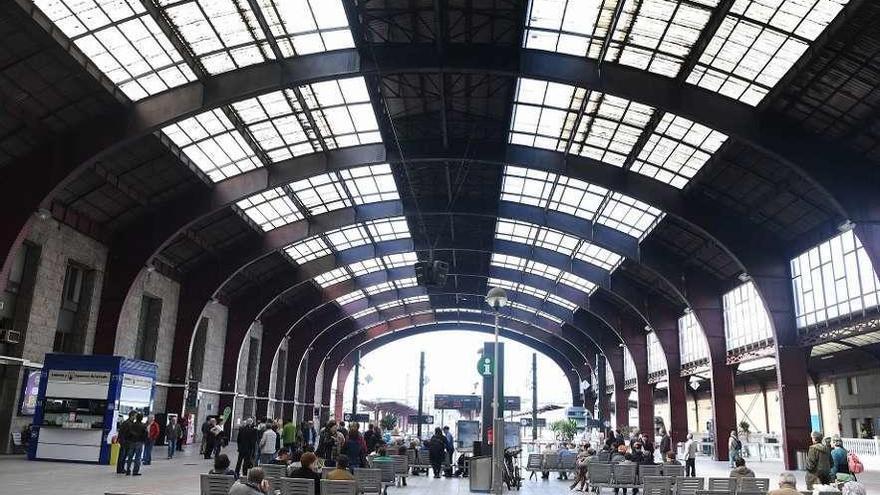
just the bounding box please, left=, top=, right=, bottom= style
left=27, top=354, right=157, bottom=464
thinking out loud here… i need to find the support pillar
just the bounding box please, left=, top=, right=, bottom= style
left=417, top=351, right=425, bottom=438
left=531, top=353, right=538, bottom=441
left=752, top=263, right=811, bottom=470
left=687, top=275, right=735, bottom=462
left=351, top=350, right=361, bottom=416
left=596, top=354, right=609, bottom=427
left=651, top=307, right=689, bottom=445
left=607, top=348, right=628, bottom=429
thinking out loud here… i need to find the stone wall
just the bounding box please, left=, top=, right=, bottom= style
left=194, top=300, right=229, bottom=427
left=21, top=218, right=107, bottom=362
left=234, top=321, right=263, bottom=420
left=114, top=268, right=180, bottom=412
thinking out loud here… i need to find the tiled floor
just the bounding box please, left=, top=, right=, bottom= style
left=1, top=444, right=877, bottom=495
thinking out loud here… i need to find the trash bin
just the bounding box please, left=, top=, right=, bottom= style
left=469, top=455, right=492, bottom=492
left=796, top=450, right=807, bottom=470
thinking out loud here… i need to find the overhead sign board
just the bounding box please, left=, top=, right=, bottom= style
left=519, top=417, right=547, bottom=428
left=434, top=394, right=481, bottom=410
left=407, top=414, right=434, bottom=425
left=503, top=396, right=521, bottom=411
left=343, top=412, right=371, bottom=422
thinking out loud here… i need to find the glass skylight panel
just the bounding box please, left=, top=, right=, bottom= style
left=501, top=166, right=609, bottom=220
left=559, top=272, right=597, bottom=294
left=288, top=164, right=398, bottom=216
left=596, top=193, right=664, bottom=240
left=364, top=281, right=396, bottom=296
left=299, top=78, right=382, bottom=150
left=538, top=311, right=564, bottom=324
left=632, top=114, right=728, bottom=188
left=365, top=217, right=411, bottom=242
left=491, top=254, right=562, bottom=281
left=314, top=267, right=350, bottom=288
left=336, top=290, right=365, bottom=306
left=351, top=307, right=377, bottom=319
left=254, top=0, right=354, bottom=56
left=509, top=78, right=584, bottom=151
left=231, top=90, right=314, bottom=161
left=686, top=0, right=849, bottom=106
left=340, top=164, right=400, bottom=205
left=547, top=293, right=579, bottom=312
left=289, top=171, right=350, bottom=215
left=159, top=0, right=268, bottom=75
left=575, top=242, right=623, bottom=271
left=325, top=224, right=370, bottom=251
left=489, top=278, right=549, bottom=301
left=236, top=188, right=304, bottom=231
left=523, top=0, right=609, bottom=58
left=550, top=175, right=610, bottom=218
left=403, top=295, right=430, bottom=305
left=610, top=0, right=718, bottom=78
left=495, top=219, right=580, bottom=256
left=284, top=236, right=331, bottom=264
left=395, top=278, right=418, bottom=289
left=571, top=94, right=654, bottom=166
left=34, top=0, right=196, bottom=100
left=349, top=258, right=385, bottom=277
left=376, top=300, right=403, bottom=311
left=791, top=230, right=880, bottom=328
left=723, top=282, right=774, bottom=351
left=383, top=252, right=418, bottom=268
left=678, top=311, right=709, bottom=365
left=163, top=109, right=261, bottom=182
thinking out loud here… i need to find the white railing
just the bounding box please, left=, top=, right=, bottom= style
left=842, top=437, right=880, bottom=457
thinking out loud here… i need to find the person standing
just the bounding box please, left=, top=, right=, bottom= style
left=683, top=433, right=698, bottom=477
left=830, top=436, right=850, bottom=478
left=301, top=420, right=317, bottom=450
left=443, top=426, right=455, bottom=470
left=212, top=418, right=226, bottom=458
left=364, top=424, right=376, bottom=452
left=125, top=413, right=147, bottom=476
left=728, top=430, right=742, bottom=468
left=143, top=415, right=159, bottom=465
left=805, top=431, right=833, bottom=490
left=201, top=417, right=211, bottom=456
left=281, top=420, right=297, bottom=452
left=236, top=418, right=259, bottom=477
left=658, top=429, right=671, bottom=464
left=116, top=411, right=136, bottom=474
left=341, top=430, right=365, bottom=470
left=166, top=416, right=182, bottom=459
left=428, top=428, right=447, bottom=479
left=259, top=422, right=279, bottom=465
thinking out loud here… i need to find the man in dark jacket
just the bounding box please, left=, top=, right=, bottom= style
left=124, top=412, right=147, bottom=475
left=116, top=411, right=136, bottom=474
left=236, top=418, right=259, bottom=477
left=659, top=429, right=672, bottom=463
left=428, top=428, right=447, bottom=478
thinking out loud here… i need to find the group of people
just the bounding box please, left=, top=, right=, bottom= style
left=221, top=418, right=462, bottom=494
left=114, top=410, right=171, bottom=476
left=552, top=427, right=867, bottom=495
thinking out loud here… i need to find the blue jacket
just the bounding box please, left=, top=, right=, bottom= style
left=831, top=446, right=849, bottom=476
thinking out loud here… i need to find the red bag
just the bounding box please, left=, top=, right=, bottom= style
left=848, top=452, right=864, bottom=474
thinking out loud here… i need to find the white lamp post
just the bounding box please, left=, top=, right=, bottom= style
left=485, top=287, right=507, bottom=495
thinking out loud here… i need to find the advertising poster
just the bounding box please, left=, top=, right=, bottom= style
left=456, top=420, right=480, bottom=449
left=19, top=370, right=40, bottom=416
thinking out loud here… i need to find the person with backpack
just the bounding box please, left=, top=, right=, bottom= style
left=728, top=430, right=742, bottom=468
left=831, top=436, right=849, bottom=478
left=805, top=431, right=833, bottom=489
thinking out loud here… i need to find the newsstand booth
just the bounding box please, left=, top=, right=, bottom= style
left=27, top=354, right=157, bottom=463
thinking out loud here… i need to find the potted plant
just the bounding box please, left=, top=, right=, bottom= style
left=550, top=419, right=578, bottom=443
left=739, top=420, right=751, bottom=442
left=380, top=413, right=398, bottom=431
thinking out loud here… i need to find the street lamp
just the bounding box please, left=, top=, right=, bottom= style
left=485, top=287, right=507, bottom=495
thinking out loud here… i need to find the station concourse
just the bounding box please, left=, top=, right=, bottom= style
left=0, top=0, right=879, bottom=494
